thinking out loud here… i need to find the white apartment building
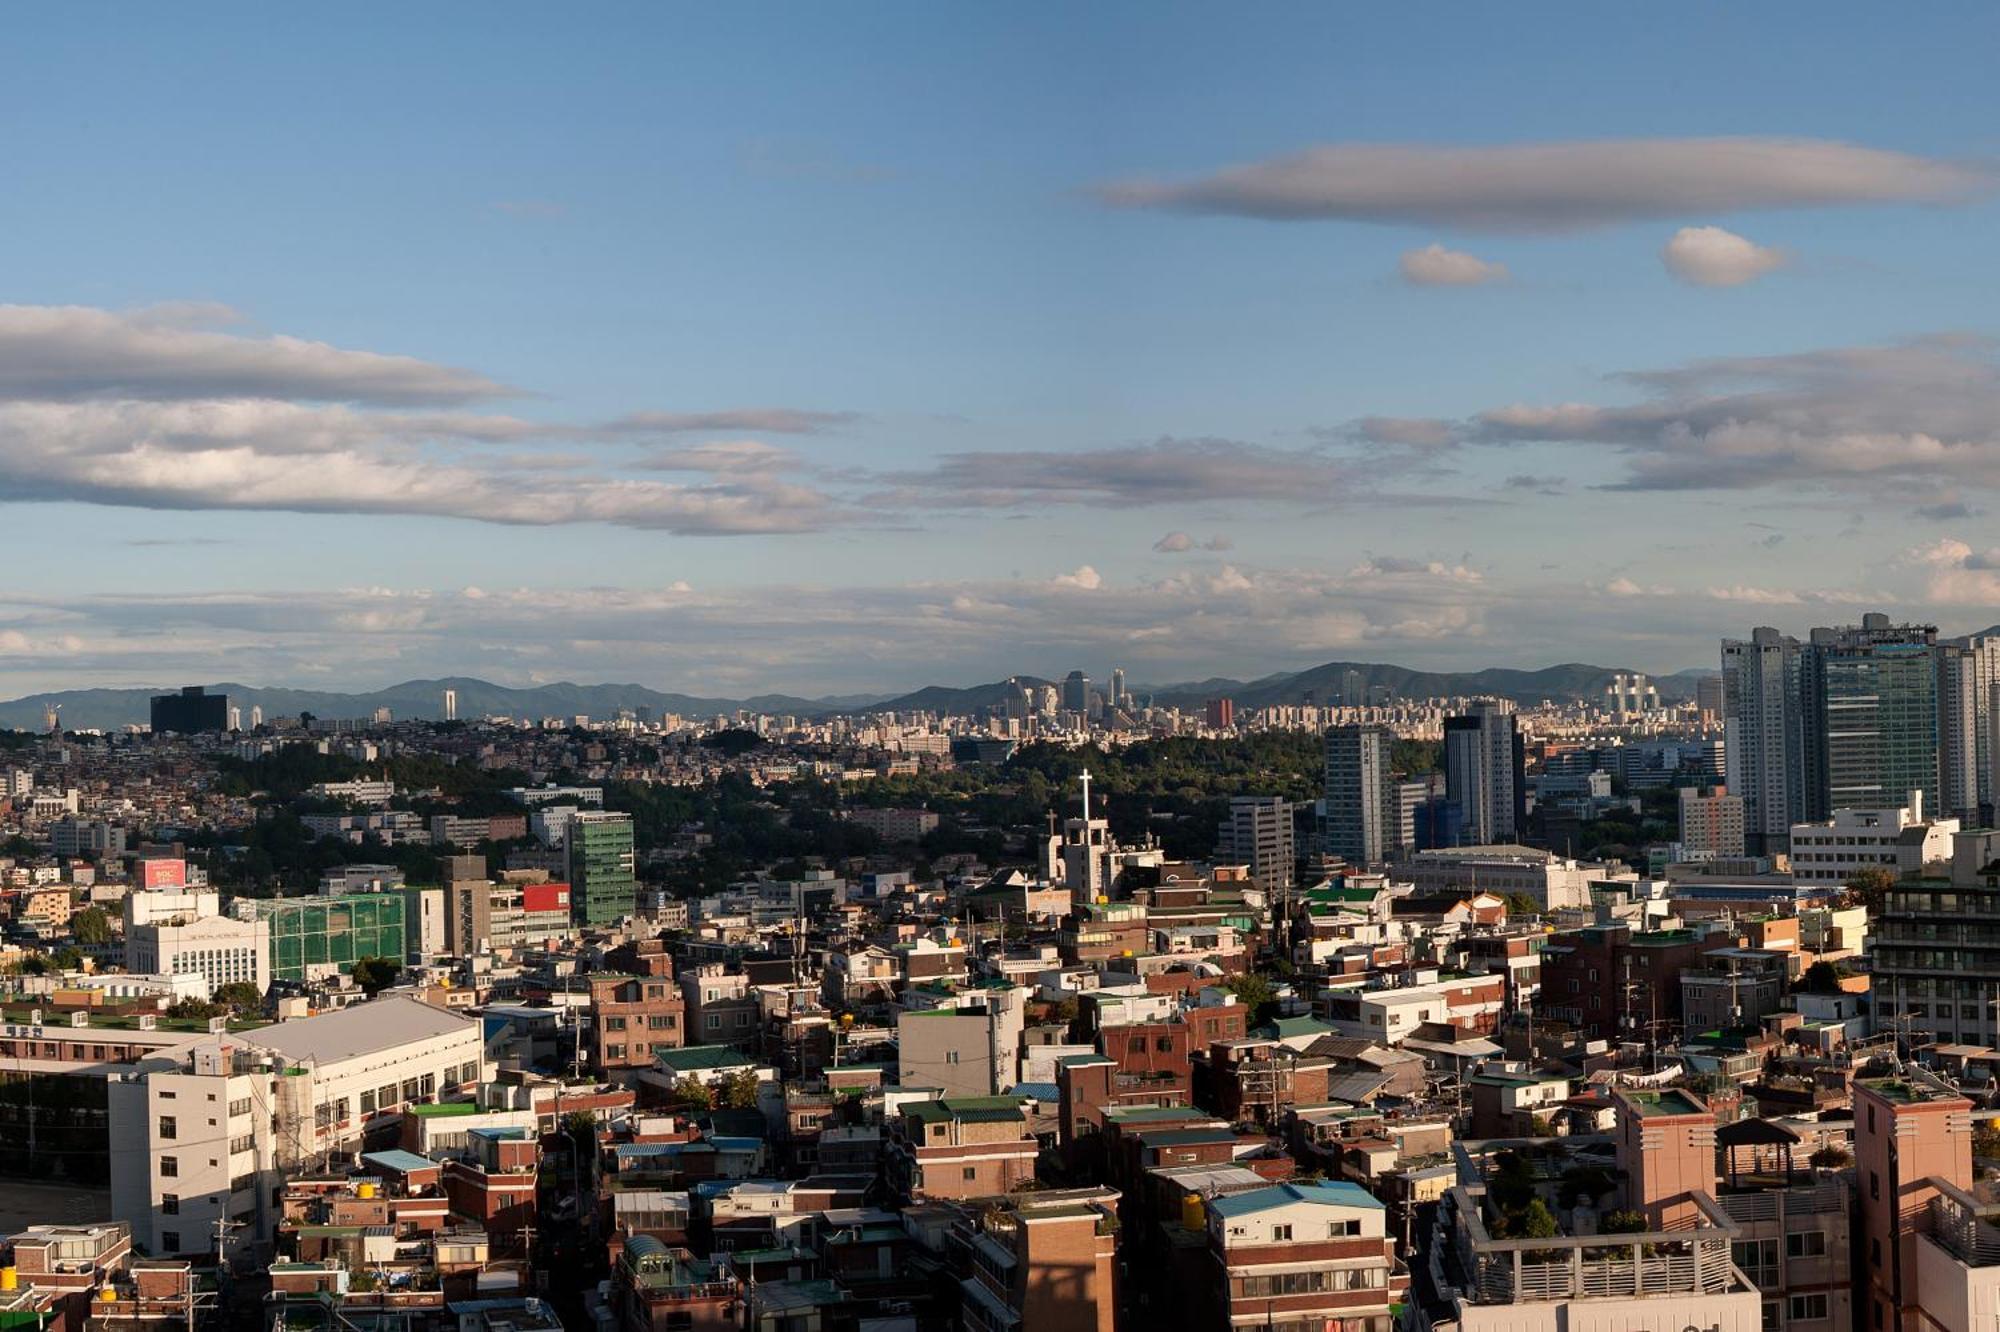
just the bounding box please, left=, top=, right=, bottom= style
left=107, top=1037, right=284, bottom=1262
left=124, top=888, right=222, bottom=929
left=123, top=891, right=269, bottom=998
left=1397, top=846, right=1633, bottom=910
left=307, top=779, right=397, bottom=805
left=845, top=807, right=940, bottom=843
left=109, top=996, right=485, bottom=1260
left=1787, top=798, right=1958, bottom=886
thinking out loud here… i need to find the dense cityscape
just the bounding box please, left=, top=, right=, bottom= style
left=0, top=616, right=1982, bottom=1331
left=12, top=6, right=2000, bottom=1332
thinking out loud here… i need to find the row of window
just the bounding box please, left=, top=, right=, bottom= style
left=1733, top=1231, right=1829, bottom=1274
left=1235, top=1266, right=1386, bottom=1297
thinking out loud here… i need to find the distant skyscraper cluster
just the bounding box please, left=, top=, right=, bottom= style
left=1721, top=613, right=2000, bottom=852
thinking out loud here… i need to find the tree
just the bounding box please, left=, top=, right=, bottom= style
left=1599, top=1209, right=1648, bottom=1235
left=1845, top=866, right=1897, bottom=908
left=1220, top=972, right=1278, bottom=1024
left=719, top=1067, right=762, bottom=1110
left=216, top=981, right=265, bottom=1012
left=671, top=1075, right=714, bottom=1112
left=1809, top=1145, right=1852, bottom=1170
left=167, top=997, right=221, bottom=1021
left=1975, top=1122, right=2000, bottom=1163
left=51, top=946, right=83, bottom=972
left=1501, top=892, right=1540, bottom=917
left=351, top=955, right=402, bottom=995
left=1799, top=960, right=1847, bottom=995
left=1515, top=1199, right=1559, bottom=1240
left=69, top=907, right=111, bottom=946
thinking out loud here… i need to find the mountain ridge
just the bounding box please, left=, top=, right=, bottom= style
left=0, top=655, right=1726, bottom=731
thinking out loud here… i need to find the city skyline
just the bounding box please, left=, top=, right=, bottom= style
left=6, top=5, right=2000, bottom=695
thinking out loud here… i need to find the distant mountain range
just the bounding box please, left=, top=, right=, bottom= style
left=0, top=658, right=1723, bottom=732
left=0, top=677, right=892, bottom=732
left=867, top=661, right=1712, bottom=716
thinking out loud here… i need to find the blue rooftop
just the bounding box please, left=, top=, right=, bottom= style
left=1208, top=1181, right=1385, bottom=1217
left=361, top=1149, right=438, bottom=1174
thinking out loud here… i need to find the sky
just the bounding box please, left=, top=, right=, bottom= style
left=4, top=3, right=2000, bottom=698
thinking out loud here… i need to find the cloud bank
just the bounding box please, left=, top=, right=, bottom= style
left=1096, top=137, right=1991, bottom=232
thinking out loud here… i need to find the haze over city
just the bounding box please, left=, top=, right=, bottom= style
left=4, top=5, right=2000, bottom=697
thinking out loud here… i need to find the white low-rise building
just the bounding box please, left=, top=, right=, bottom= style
left=1788, top=798, right=1957, bottom=886
left=108, top=995, right=485, bottom=1260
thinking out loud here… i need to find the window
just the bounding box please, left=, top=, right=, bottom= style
left=360, top=1090, right=376, bottom=1115
left=460, top=1061, right=477, bottom=1083
left=158, top=1116, right=177, bottom=1140
left=1786, top=1231, right=1826, bottom=1259
left=1734, top=1237, right=1777, bottom=1284
left=607, top=1044, right=624, bottom=1060
left=1789, top=1295, right=1829, bottom=1322
left=1271, top=1224, right=1293, bottom=1241
left=402, top=1078, right=420, bottom=1102
left=160, top=1156, right=177, bottom=1178
left=1870, top=1172, right=1880, bottom=1201
left=161, top=1231, right=179, bottom=1254
left=420, top=1073, right=435, bottom=1098
left=1328, top=1219, right=1360, bottom=1237
left=228, top=1098, right=251, bottom=1117
left=161, top=1194, right=179, bottom=1215
left=962, top=1167, right=977, bottom=1181
left=1762, top=1301, right=1781, bottom=1332
left=649, top=1015, right=673, bottom=1029
left=379, top=1083, right=398, bottom=1108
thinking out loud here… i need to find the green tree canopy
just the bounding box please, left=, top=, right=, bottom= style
left=69, top=906, right=111, bottom=946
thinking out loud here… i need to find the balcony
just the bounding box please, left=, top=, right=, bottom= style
left=1930, top=1179, right=2000, bottom=1266
left=1443, top=1186, right=1744, bottom=1305
left=1716, top=1181, right=1844, bottom=1224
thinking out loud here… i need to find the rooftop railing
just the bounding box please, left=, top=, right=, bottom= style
left=1931, top=1179, right=2000, bottom=1267
left=1444, top=1185, right=1742, bottom=1305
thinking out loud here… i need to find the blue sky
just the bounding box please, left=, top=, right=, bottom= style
left=3, top=3, right=2000, bottom=696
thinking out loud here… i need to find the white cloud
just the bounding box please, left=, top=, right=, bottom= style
left=1661, top=226, right=1788, bottom=287
left=1049, top=566, right=1103, bottom=590
left=1399, top=244, right=1509, bottom=286
left=1153, top=531, right=1195, bottom=553
left=1462, top=335, right=2000, bottom=493
left=872, top=436, right=1364, bottom=508
left=1909, top=536, right=2000, bottom=603
left=1095, top=137, right=1991, bottom=232
left=600, top=409, right=861, bottom=435
left=0, top=304, right=508, bottom=404
left=635, top=441, right=802, bottom=474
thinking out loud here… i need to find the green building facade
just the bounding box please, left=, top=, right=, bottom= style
left=256, top=892, right=407, bottom=982
left=567, top=812, right=637, bottom=927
